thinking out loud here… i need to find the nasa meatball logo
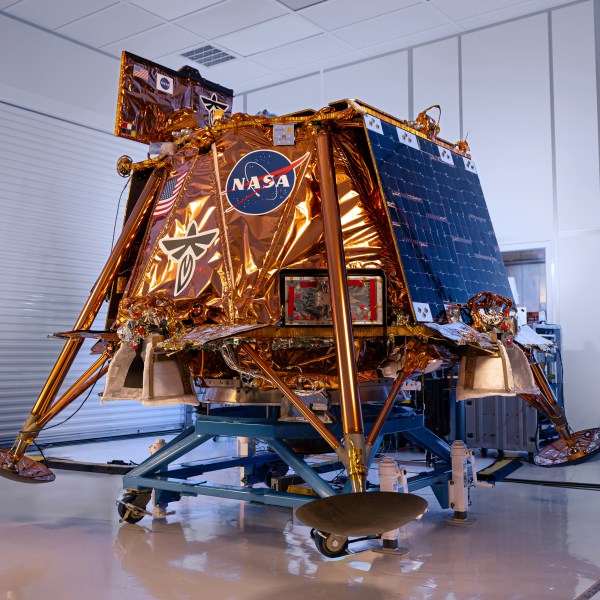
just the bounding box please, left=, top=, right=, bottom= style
left=225, top=150, right=310, bottom=215
left=156, top=73, right=174, bottom=94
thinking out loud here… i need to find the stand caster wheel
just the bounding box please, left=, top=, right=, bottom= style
left=311, top=529, right=349, bottom=558
left=117, top=491, right=151, bottom=524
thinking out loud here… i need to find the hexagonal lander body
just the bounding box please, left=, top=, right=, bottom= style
left=2, top=53, right=598, bottom=546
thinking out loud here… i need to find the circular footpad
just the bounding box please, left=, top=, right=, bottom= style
left=0, top=448, right=55, bottom=483
left=296, top=491, right=428, bottom=537
left=534, top=428, right=600, bottom=467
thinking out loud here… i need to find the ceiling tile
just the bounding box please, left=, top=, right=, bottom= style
left=4, top=0, right=117, bottom=29
left=300, top=0, right=419, bottom=30
left=334, top=4, right=451, bottom=49
left=200, top=58, right=273, bottom=85
left=0, top=1, right=25, bottom=9
left=149, top=53, right=188, bottom=71
left=250, top=34, right=355, bottom=71
left=101, top=23, right=204, bottom=59
left=430, top=0, right=531, bottom=22
left=56, top=4, right=163, bottom=47
left=214, top=13, right=321, bottom=56
left=130, top=0, right=223, bottom=21
left=534, top=0, right=579, bottom=8
left=175, top=0, right=288, bottom=40
left=454, top=0, right=570, bottom=29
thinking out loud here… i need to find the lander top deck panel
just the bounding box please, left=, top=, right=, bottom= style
left=364, top=114, right=513, bottom=320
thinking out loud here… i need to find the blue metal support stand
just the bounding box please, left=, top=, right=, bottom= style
left=121, top=406, right=453, bottom=514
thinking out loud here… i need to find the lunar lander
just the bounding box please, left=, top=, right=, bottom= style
left=1, top=52, right=599, bottom=557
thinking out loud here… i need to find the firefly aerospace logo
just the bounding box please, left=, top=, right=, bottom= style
left=200, top=93, right=229, bottom=126
left=225, top=150, right=310, bottom=215
left=158, top=222, right=218, bottom=296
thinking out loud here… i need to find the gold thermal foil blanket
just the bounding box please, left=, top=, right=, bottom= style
left=126, top=122, right=407, bottom=326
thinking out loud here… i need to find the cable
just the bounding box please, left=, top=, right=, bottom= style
left=110, top=178, right=131, bottom=251
left=42, top=359, right=108, bottom=431
left=32, top=440, right=48, bottom=463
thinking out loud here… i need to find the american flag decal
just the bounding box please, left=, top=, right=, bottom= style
left=133, top=63, right=149, bottom=81
left=153, top=170, right=187, bottom=219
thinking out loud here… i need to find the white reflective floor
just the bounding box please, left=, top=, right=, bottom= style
left=1, top=436, right=599, bottom=600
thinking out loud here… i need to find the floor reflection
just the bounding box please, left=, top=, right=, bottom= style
left=1, top=435, right=599, bottom=599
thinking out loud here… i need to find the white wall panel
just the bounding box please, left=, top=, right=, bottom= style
left=0, top=15, right=118, bottom=132
left=462, top=15, right=554, bottom=245
left=324, top=52, right=409, bottom=118
left=232, top=93, right=245, bottom=114
left=413, top=37, right=460, bottom=143
left=246, top=74, right=321, bottom=116
left=0, top=103, right=184, bottom=446
left=552, top=1, right=600, bottom=234
left=557, top=233, right=600, bottom=430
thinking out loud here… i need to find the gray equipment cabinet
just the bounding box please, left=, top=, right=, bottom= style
left=464, top=395, right=538, bottom=458
left=464, top=324, right=562, bottom=459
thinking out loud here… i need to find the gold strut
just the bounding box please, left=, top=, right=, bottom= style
left=316, top=127, right=367, bottom=493
left=365, top=374, right=408, bottom=449
left=365, top=339, right=436, bottom=450
left=520, top=361, right=586, bottom=460
left=6, top=169, right=165, bottom=465
left=240, top=343, right=341, bottom=451
left=36, top=357, right=110, bottom=429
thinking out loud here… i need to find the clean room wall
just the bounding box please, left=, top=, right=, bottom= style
left=244, top=52, right=409, bottom=119
left=461, top=14, right=554, bottom=247
left=412, top=37, right=460, bottom=144
left=0, top=15, right=119, bottom=132
left=553, top=2, right=600, bottom=235
left=558, top=234, right=600, bottom=428
left=323, top=52, right=409, bottom=118
left=552, top=1, right=600, bottom=429
left=245, top=73, right=321, bottom=115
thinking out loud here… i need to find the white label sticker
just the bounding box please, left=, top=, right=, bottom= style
left=397, top=127, right=419, bottom=150
left=273, top=123, right=295, bottom=146
left=364, top=115, right=383, bottom=134
left=437, top=145, right=454, bottom=165
left=413, top=302, right=433, bottom=322
left=463, top=156, right=478, bottom=174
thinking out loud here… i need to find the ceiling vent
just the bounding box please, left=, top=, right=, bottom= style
left=180, top=45, right=236, bottom=68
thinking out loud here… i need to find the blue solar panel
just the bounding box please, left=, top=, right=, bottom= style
left=365, top=116, right=513, bottom=319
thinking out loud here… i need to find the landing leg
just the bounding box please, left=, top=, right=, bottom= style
left=520, top=362, right=600, bottom=465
